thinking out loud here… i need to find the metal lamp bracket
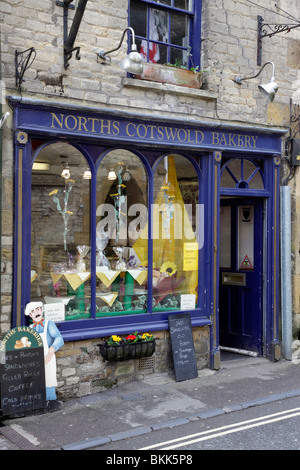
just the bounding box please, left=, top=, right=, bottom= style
left=56, top=0, right=88, bottom=69
left=257, top=15, right=300, bottom=65
left=15, top=47, right=36, bottom=92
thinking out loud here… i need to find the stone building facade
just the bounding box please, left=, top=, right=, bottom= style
left=0, top=0, right=299, bottom=399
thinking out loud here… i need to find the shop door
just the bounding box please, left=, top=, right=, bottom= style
left=219, top=198, right=263, bottom=354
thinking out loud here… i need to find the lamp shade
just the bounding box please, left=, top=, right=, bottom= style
left=120, top=46, right=143, bottom=75
left=258, top=79, right=278, bottom=102
left=108, top=168, right=117, bottom=180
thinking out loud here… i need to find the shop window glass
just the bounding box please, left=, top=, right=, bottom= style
left=96, top=150, right=148, bottom=316
left=219, top=206, right=231, bottom=268
left=141, top=154, right=199, bottom=311
left=130, top=0, right=199, bottom=68
left=221, top=159, right=264, bottom=190
left=31, top=143, right=91, bottom=320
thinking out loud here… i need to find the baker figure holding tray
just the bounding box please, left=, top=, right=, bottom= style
left=25, top=301, right=64, bottom=412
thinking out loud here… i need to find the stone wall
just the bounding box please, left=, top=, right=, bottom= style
left=55, top=327, right=209, bottom=399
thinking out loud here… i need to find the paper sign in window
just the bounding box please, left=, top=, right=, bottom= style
left=183, top=242, right=198, bottom=271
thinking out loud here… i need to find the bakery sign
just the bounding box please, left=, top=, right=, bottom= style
left=16, top=105, right=281, bottom=154
left=0, top=326, right=46, bottom=417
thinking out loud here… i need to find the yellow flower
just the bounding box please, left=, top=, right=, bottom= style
left=66, top=210, right=73, bottom=215
left=160, top=262, right=177, bottom=276
left=48, top=189, right=58, bottom=196
left=111, top=335, right=121, bottom=343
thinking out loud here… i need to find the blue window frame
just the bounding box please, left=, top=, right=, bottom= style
left=26, top=138, right=206, bottom=341
left=129, top=0, right=202, bottom=69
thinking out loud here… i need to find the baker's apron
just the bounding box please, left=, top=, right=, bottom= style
left=40, top=320, right=57, bottom=388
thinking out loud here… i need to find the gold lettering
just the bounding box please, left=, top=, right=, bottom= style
left=99, top=119, right=111, bottom=134
left=195, top=131, right=204, bottom=144
left=147, top=125, right=156, bottom=139
left=177, top=128, right=187, bottom=142
left=136, top=123, right=147, bottom=138
left=157, top=126, right=164, bottom=140
left=251, top=136, right=258, bottom=148
left=78, top=116, right=88, bottom=132
left=211, top=132, right=219, bottom=145
left=112, top=121, right=120, bottom=136
left=187, top=129, right=195, bottom=143
left=228, top=134, right=237, bottom=147
left=87, top=117, right=99, bottom=132
left=50, top=112, right=64, bottom=128
left=238, top=134, right=244, bottom=146
left=126, top=122, right=136, bottom=137
left=65, top=114, right=78, bottom=130
left=244, top=135, right=252, bottom=147
left=219, top=133, right=228, bottom=146
left=164, top=127, right=177, bottom=140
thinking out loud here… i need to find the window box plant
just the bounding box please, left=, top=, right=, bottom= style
left=98, top=332, right=156, bottom=362
left=135, top=62, right=204, bottom=89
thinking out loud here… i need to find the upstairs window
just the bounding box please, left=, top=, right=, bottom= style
left=129, top=0, right=201, bottom=69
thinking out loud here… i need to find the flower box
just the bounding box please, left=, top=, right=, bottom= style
left=136, top=62, right=203, bottom=89
left=98, top=336, right=156, bottom=362
left=98, top=340, right=156, bottom=361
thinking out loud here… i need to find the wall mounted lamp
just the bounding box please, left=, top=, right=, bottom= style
left=107, top=168, right=117, bottom=181
left=61, top=161, right=71, bottom=179
left=97, top=27, right=143, bottom=75
left=32, top=162, right=50, bottom=171
left=234, top=61, right=278, bottom=102
left=83, top=168, right=92, bottom=179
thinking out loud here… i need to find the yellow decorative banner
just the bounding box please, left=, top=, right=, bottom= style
left=50, top=272, right=90, bottom=291
left=96, top=270, right=120, bottom=288
left=97, top=292, right=118, bottom=306
left=127, top=269, right=147, bottom=285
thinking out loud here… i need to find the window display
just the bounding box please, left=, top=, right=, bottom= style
left=96, top=150, right=148, bottom=316
left=31, top=142, right=91, bottom=320
left=31, top=144, right=199, bottom=321
left=134, top=154, right=199, bottom=312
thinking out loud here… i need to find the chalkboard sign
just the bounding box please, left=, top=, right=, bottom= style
left=0, top=326, right=46, bottom=417
left=168, top=313, right=198, bottom=382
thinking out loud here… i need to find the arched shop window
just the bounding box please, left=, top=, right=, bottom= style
left=30, top=145, right=200, bottom=323
left=220, top=158, right=264, bottom=190
left=31, top=142, right=91, bottom=319
left=149, top=154, right=199, bottom=312
left=96, top=149, right=149, bottom=317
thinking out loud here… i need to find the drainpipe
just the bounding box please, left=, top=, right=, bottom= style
left=0, top=39, right=2, bottom=301
left=280, top=185, right=293, bottom=360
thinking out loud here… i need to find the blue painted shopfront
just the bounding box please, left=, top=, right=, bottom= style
left=10, top=98, right=283, bottom=366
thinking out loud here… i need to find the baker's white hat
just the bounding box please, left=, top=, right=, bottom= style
left=25, top=301, right=43, bottom=316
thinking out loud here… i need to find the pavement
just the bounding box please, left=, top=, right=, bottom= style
left=1, top=351, right=300, bottom=451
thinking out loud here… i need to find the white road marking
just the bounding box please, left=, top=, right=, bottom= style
left=139, top=407, right=300, bottom=450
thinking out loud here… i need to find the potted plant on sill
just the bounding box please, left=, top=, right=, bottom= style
left=136, top=62, right=203, bottom=89
left=98, top=331, right=156, bottom=362
left=135, top=51, right=205, bottom=89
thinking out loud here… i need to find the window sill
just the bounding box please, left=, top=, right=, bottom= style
left=59, top=314, right=212, bottom=342
left=123, top=77, right=217, bottom=101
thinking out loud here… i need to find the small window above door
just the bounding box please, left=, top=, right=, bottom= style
left=220, top=159, right=264, bottom=190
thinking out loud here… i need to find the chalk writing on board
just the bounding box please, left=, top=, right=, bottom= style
left=0, top=327, right=46, bottom=416
left=168, top=313, right=198, bottom=382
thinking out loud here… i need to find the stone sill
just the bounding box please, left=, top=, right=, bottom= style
left=123, top=77, right=217, bottom=101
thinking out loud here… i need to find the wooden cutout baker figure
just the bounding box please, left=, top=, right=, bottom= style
left=25, top=301, right=64, bottom=412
